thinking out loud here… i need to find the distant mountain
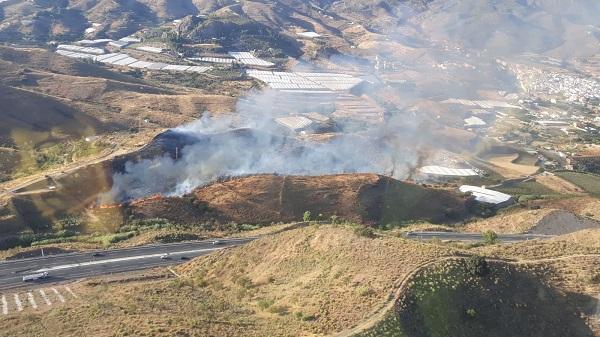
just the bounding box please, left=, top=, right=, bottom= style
left=0, top=0, right=597, bottom=58
left=412, top=0, right=600, bottom=58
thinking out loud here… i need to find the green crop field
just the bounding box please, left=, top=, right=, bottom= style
left=555, top=171, right=600, bottom=195
left=493, top=181, right=556, bottom=197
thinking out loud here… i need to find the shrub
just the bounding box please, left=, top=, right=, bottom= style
left=518, top=195, right=541, bottom=203
left=356, top=286, right=374, bottom=297
left=354, top=226, right=376, bottom=238
left=303, top=211, right=311, bottom=222
left=194, top=276, right=208, bottom=288
left=53, top=216, right=81, bottom=231
left=302, top=314, right=317, bottom=321
left=482, top=230, right=498, bottom=245
left=465, top=255, right=489, bottom=277
left=257, top=298, right=275, bottom=310
left=0, top=172, right=10, bottom=182
left=235, top=276, right=253, bottom=289
left=590, top=272, right=600, bottom=284
left=107, top=231, right=136, bottom=244
left=267, top=305, right=288, bottom=315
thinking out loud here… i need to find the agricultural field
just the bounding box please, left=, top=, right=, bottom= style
left=1, top=0, right=599, bottom=336
left=555, top=171, right=600, bottom=196
left=493, top=180, right=557, bottom=197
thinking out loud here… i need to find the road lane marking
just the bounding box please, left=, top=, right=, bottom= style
left=27, top=292, right=37, bottom=309
left=38, top=289, right=51, bottom=305
left=33, top=247, right=225, bottom=273
left=51, top=288, right=65, bottom=303
left=14, top=294, right=23, bottom=311
left=64, top=286, right=78, bottom=299
left=1, top=295, right=7, bottom=315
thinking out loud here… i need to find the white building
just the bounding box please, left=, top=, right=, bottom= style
left=297, top=31, right=321, bottom=38
left=464, top=116, right=487, bottom=128
left=459, top=185, right=513, bottom=206
left=136, top=46, right=164, bottom=54
left=420, top=166, right=479, bottom=177
left=275, top=116, right=314, bottom=132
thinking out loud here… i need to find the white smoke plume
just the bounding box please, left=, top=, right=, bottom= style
left=106, top=88, right=426, bottom=201
left=104, top=0, right=599, bottom=202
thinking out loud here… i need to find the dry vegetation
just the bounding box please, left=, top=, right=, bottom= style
left=120, top=174, right=472, bottom=228
left=1, top=225, right=458, bottom=336
left=2, top=225, right=600, bottom=336
left=485, top=154, right=541, bottom=178
left=474, top=229, right=600, bottom=260
left=460, top=208, right=556, bottom=234
left=0, top=46, right=238, bottom=183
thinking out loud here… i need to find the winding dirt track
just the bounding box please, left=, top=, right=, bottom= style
left=331, top=253, right=600, bottom=337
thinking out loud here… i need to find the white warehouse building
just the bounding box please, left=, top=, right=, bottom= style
left=459, top=185, right=513, bottom=207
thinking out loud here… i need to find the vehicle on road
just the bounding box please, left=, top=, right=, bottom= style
left=92, top=252, right=104, bottom=257
left=211, top=240, right=222, bottom=245
left=160, top=254, right=170, bottom=260
left=22, top=272, right=49, bottom=282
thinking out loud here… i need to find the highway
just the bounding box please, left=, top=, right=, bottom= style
left=405, top=231, right=555, bottom=242
left=0, top=238, right=253, bottom=291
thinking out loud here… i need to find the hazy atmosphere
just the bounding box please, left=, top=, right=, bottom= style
left=0, top=0, right=599, bottom=336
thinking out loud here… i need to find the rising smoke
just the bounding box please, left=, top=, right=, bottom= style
left=105, top=0, right=599, bottom=202
left=106, top=88, right=427, bottom=202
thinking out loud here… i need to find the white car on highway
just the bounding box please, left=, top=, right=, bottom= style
left=22, top=272, right=49, bottom=282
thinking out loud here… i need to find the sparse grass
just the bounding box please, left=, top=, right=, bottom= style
left=30, top=231, right=136, bottom=247
left=494, top=181, right=556, bottom=197
left=3, top=225, right=599, bottom=337
left=353, top=226, right=376, bottom=238
left=360, top=256, right=598, bottom=337
left=13, top=138, right=107, bottom=178
left=0, top=218, right=271, bottom=256
left=555, top=171, right=600, bottom=196
left=257, top=298, right=275, bottom=310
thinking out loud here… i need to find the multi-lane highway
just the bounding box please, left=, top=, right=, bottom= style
left=0, top=238, right=254, bottom=291
left=0, top=230, right=554, bottom=291
left=404, top=231, right=554, bottom=242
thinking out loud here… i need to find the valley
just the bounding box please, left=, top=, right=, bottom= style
left=0, top=0, right=599, bottom=336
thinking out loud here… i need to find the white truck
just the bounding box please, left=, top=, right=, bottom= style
left=22, top=272, right=49, bottom=282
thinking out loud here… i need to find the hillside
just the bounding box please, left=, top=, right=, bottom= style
left=3, top=225, right=599, bottom=336
left=1, top=173, right=469, bottom=236
left=360, top=256, right=598, bottom=337
left=179, top=12, right=303, bottom=57
left=0, top=45, right=237, bottom=182
left=1, top=225, right=458, bottom=336
left=126, top=174, right=471, bottom=225
left=461, top=207, right=600, bottom=235
left=0, top=84, right=102, bottom=148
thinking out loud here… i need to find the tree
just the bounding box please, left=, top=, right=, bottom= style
left=482, top=230, right=498, bottom=245
left=303, top=211, right=311, bottom=222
